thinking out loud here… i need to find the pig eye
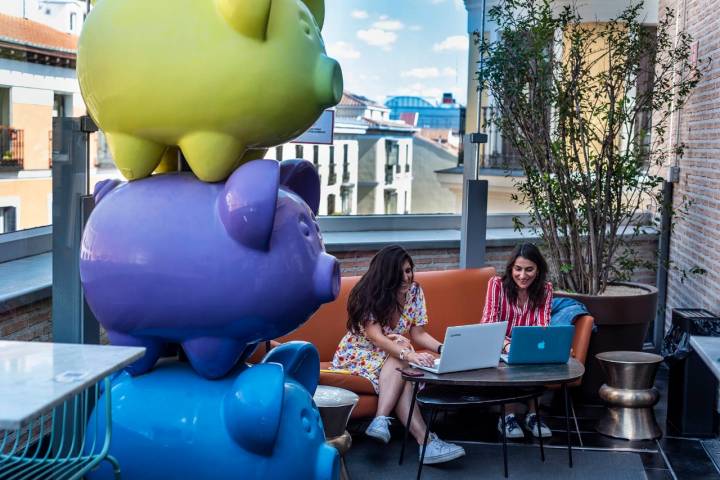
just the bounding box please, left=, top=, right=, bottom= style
left=299, top=220, right=311, bottom=237
left=301, top=408, right=313, bottom=435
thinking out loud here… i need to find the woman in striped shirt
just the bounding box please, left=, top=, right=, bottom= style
left=481, top=243, right=553, bottom=439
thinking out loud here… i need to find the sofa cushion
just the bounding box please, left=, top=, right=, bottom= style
left=319, top=361, right=376, bottom=395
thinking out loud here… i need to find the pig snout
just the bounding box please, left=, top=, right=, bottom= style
left=314, top=56, right=343, bottom=109
left=313, top=253, right=340, bottom=304
left=315, top=444, right=340, bottom=480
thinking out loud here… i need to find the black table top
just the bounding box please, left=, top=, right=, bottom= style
left=401, top=358, right=585, bottom=387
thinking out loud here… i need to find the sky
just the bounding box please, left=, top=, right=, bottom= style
left=323, top=0, right=470, bottom=107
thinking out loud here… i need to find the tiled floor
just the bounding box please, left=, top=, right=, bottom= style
left=347, top=365, right=720, bottom=479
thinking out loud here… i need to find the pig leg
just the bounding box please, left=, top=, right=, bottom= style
left=178, top=131, right=245, bottom=183
left=181, top=337, right=245, bottom=379
left=106, top=330, right=164, bottom=376
left=105, top=132, right=166, bottom=181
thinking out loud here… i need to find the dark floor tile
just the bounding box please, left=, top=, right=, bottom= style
left=639, top=451, right=668, bottom=469
left=660, top=437, right=720, bottom=479
left=643, top=468, right=674, bottom=480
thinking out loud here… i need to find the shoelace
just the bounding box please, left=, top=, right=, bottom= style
left=505, top=416, right=521, bottom=432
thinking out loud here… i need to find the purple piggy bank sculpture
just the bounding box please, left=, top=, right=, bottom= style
left=80, top=159, right=340, bottom=379
left=87, top=342, right=339, bottom=480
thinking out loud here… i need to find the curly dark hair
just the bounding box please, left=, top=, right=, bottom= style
left=501, top=243, right=549, bottom=311
left=347, top=245, right=414, bottom=334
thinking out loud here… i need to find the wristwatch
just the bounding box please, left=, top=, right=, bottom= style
left=437, top=344, right=443, bottom=354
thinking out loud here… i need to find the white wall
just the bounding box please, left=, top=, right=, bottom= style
left=0, top=1, right=87, bottom=35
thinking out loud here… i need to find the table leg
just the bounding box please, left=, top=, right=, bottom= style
left=501, top=404, right=508, bottom=478
left=563, top=384, right=573, bottom=468
left=417, top=408, right=437, bottom=480
left=399, top=381, right=419, bottom=466
left=534, top=396, right=545, bottom=462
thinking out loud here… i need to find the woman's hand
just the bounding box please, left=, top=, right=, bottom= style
left=387, top=334, right=412, bottom=349
left=502, top=337, right=511, bottom=354
left=407, top=351, right=435, bottom=367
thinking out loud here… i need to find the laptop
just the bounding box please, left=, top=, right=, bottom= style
left=500, top=325, right=575, bottom=364
left=410, top=322, right=508, bottom=374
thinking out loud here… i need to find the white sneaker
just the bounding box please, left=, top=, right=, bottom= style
left=497, top=414, right=525, bottom=439
left=420, top=433, right=466, bottom=464
left=525, top=413, right=552, bottom=438
left=365, top=416, right=392, bottom=443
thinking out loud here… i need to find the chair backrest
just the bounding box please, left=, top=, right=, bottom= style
left=278, top=267, right=498, bottom=361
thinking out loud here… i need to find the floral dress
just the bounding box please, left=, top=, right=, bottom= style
left=330, top=282, right=428, bottom=393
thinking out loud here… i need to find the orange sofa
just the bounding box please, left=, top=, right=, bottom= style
left=276, top=267, right=594, bottom=419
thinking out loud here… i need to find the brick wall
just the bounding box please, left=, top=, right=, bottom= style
left=660, top=0, right=720, bottom=326
left=0, top=299, right=52, bottom=341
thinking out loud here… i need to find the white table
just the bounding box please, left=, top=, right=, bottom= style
left=689, top=336, right=720, bottom=379
left=0, top=340, right=144, bottom=480
left=0, top=340, right=145, bottom=430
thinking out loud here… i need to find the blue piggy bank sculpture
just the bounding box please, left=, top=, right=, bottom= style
left=87, top=342, right=339, bottom=480
left=80, top=159, right=340, bottom=379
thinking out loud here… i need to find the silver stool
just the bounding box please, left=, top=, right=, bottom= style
left=595, top=351, right=663, bottom=440
left=314, top=386, right=359, bottom=480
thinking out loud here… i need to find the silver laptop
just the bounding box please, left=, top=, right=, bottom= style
left=410, top=322, right=508, bottom=374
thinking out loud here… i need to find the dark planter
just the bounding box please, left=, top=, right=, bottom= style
left=556, top=282, right=658, bottom=404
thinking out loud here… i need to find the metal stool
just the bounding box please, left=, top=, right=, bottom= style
left=313, top=386, right=359, bottom=480
left=595, top=351, right=663, bottom=440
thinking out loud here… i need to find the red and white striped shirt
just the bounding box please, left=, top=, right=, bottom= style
left=481, top=276, right=553, bottom=337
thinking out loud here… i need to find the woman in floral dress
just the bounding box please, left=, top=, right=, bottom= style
left=330, top=245, right=465, bottom=465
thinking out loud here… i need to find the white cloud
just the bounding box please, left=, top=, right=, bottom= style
left=401, top=67, right=457, bottom=79
left=351, top=10, right=368, bottom=19
left=398, top=83, right=445, bottom=100
left=373, top=19, right=404, bottom=31
left=433, top=35, right=469, bottom=52
left=409, top=25, right=423, bottom=31
left=357, top=28, right=398, bottom=50
left=327, top=41, right=361, bottom=60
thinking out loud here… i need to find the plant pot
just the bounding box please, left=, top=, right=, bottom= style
left=556, top=282, right=658, bottom=404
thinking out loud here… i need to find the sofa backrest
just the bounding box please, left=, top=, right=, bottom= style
left=278, top=267, right=497, bottom=361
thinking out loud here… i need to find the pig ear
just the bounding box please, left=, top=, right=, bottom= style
left=218, top=159, right=279, bottom=251
left=301, top=0, right=325, bottom=29
left=279, top=159, right=320, bottom=215
left=262, top=341, right=320, bottom=394
left=215, top=0, right=271, bottom=41
left=93, top=179, right=122, bottom=204
left=224, top=363, right=283, bottom=455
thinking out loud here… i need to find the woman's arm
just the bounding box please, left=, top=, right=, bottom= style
left=364, top=322, right=435, bottom=366
left=481, top=277, right=501, bottom=323
left=409, top=326, right=442, bottom=353
left=540, top=282, right=553, bottom=326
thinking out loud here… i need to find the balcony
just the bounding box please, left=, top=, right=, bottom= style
left=0, top=127, right=24, bottom=172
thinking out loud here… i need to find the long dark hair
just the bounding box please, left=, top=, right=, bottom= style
left=347, top=245, right=414, bottom=334
left=501, top=243, right=549, bottom=311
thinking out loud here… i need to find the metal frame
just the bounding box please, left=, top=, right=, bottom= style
left=0, top=377, right=120, bottom=480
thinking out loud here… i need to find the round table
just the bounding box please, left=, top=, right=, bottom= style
left=595, top=351, right=663, bottom=440
left=399, top=359, right=585, bottom=471
left=313, top=385, right=359, bottom=480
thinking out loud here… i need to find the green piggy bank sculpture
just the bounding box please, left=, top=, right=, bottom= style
left=78, top=0, right=343, bottom=182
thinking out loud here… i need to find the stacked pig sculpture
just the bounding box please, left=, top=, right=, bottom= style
left=77, top=0, right=343, bottom=478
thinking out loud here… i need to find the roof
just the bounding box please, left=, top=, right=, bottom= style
left=339, top=91, right=387, bottom=109
left=0, top=13, right=78, bottom=54
left=361, top=116, right=417, bottom=133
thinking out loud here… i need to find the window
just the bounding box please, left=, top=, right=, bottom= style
left=327, top=194, right=336, bottom=215
left=328, top=146, right=336, bottom=185
left=70, top=12, right=77, bottom=31
left=0, top=206, right=16, bottom=234
left=340, top=186, right=352, bottom=215
left=275, top=146, right=283, bottom=161
left=384, top=191, right=397, bottom=214
left=313, top=145, right=319, bottom=168
left=53, top=94, right=71, bottom=118
left=295, top=145, right=304, bottom=159
left=342, top=144, right=350, bottom=183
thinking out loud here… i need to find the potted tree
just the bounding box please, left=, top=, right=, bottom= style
left=477, top=0, right=704, bottom=401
